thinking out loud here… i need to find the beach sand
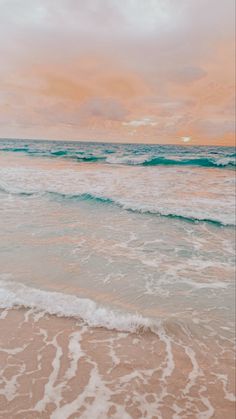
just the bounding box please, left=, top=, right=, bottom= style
left=0, top=308, right=235, bottom=419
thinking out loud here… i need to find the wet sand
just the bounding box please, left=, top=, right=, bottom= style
left=0, top=308, right=235, bottom=419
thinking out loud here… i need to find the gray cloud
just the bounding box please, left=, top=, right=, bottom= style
left=170, top=66, right=207, bottom=84
left=0, top=0, right=234, bottom=72
left=79, top=98, right=128, bottom=121
left=197, top=119, right=235, bottom=137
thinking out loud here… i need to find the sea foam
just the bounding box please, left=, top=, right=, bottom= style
left=0, top=280, right=154, bottom=333
left=0, top=164, right=235, bottom=226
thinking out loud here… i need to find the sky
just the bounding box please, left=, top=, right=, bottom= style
left=0, top=0, right=235, bottom=145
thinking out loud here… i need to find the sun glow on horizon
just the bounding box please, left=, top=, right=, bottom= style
left=181, top=136, right=192, bottom=143
left=0, top=0, right=234, bottom=145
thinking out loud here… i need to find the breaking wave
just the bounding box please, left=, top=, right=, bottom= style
left=0, top=186, right=234, bottom=226
left=0, top=142, right=235, bottom=169
left=0, top=280, right=154, bottom=333
left=141, top=156, right=235, bottom=168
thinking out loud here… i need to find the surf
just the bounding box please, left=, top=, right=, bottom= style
left=0, top=279, right=154, bottom=333
left=0, top=139, right=235, bottom=169
left=0, top=186, right=234, bottom=227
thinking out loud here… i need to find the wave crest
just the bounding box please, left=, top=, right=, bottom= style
left=0, top=185, right=234, bottom=226
left=0, top=280, right=154, bottom=333
left=142, top=156, right=235, bottom=168
left=0, top=143, right=235, bottom=169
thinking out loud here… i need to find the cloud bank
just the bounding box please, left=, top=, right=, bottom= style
left=0, top=0, right=235, bottom=144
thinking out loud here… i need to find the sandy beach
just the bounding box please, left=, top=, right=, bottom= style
left=0, top=307, right=235, bottom=418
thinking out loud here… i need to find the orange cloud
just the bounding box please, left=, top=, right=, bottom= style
left=0, top=0, right=234, bottom=145
left=41, top=74, right=91, bottom=102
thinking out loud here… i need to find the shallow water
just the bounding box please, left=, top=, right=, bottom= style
left=0, top=307, right=235, bottom=419
left=0, top=140, right=235, bottom=418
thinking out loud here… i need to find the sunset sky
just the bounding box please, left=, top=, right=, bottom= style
left=0, top=0, right=235, bottom=145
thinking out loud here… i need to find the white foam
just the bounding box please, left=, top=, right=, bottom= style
left=0, top=365, right=25, bottom=402
left=216, top=157, right=235, bottom=167
left=183, top=346, right=203, bottom=395
left=0, top=164, right=235, bottom=225
left=34, top=334, right=64, bottom=412
left=65, top=330, right=85, bottom=380
left=214, top=373, right=236, bottom=402
left=0, top=280, right=154, bottom=333
left=106, top=154, right=149, bottom=165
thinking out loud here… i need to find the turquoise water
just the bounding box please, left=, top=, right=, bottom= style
left=0, top=138, right=235, bottom=168
left=0, top=139, right=235, bottom=320
left=0, top=139, right=235, bottom=416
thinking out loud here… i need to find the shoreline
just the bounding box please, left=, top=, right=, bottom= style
left=0, top=307, right=235, bottom=418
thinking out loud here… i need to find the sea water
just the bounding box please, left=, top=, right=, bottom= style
left=0, top=139, right=235, bottom=418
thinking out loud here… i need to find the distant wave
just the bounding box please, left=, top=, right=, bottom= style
left=0, top=280, right=154, bottom=333
left=0, top=145, right=235, bottom=169
left=50, top=150, right=70, bottom=157
left=1, top=146, right=30, bottom=153
left=77, top=156, right=106, bottom=162
left=51, top=152, right=106, bottom=163
left=0, top=146, right=106, bottom=162
left=0, top=186, right=234, bottom=227
left=141, top=156, right=235, bottom=168
left=106, top=155, right=235, bottom=168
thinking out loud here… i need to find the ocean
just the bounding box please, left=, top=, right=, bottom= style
left=0, top=139, right=235, bottom=418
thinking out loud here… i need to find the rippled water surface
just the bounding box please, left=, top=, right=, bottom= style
left=0, top=139, right=235, bottom=418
